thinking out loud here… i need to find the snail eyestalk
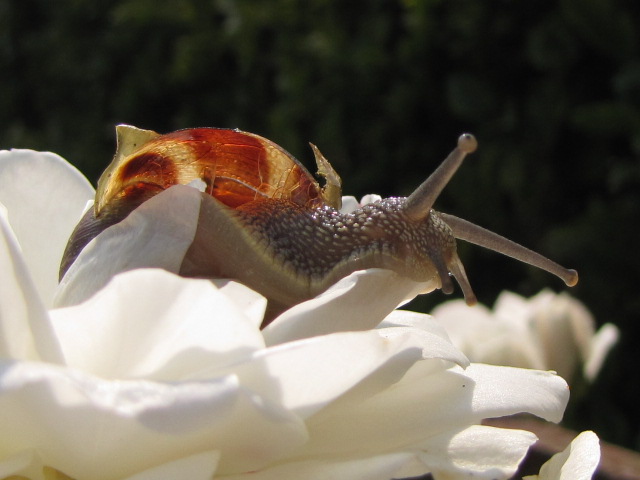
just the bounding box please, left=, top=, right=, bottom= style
left=440, top=213, right=579, bottom=287
left=404, top=133, right=477, bottom=222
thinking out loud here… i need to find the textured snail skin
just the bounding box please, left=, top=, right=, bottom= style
left=60, top=125, right=578, bottom=315
left=180, top=197, right=456, bottom=309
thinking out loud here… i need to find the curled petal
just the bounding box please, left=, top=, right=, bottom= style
left=226, top=324, right=468, bottom=420
left=0, top=450, right=41, bottom=479
left=0, top=149, right=94, bottom=307
left=339, top=195, right=383, bottom=214
left=525, top=431, right=600, bottom=480
left=432, top=299, right=547, bottom=370
left=0, top=206, right=63, bottom=363
left=55, top=185, right=203, bottom=308
left=432, top=290, right=616, bottom=384
left=295, top=363, right=567, bottom=460
left=122, top=451, right=220, bottom=480
left=51, top=269, right=266, bottom=381
left=584, top=323, right=619, bottom=382
left=263, top=269, right=434, bottom=345
left=464, top=364, right=569, bottom=423
left=414, top=425, right=538, bottom=480
left=0, top=361, right=307, bottom=479
left=223, top=452, right=416, bottom=480
left=338, top=196, right=361, bottom=214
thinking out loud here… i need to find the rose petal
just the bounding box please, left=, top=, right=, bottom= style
left=0, top=450, right=40, bottom=478
left=0, top=206, right=63, bottom=363
left=299, top=367, right=474, bottom=458
left=493, top=290, right=532, bottom=320
left=339, top=196, right=361, bottom=214
left=584, top=323, right=619, bottom=381
left=465, top=364, right=569, bottom=423
left=0, top=149, right=94, bottom=307
left=122, top=451, right=220, bottom=480
left=0, top=361, right=307, bottom=479
left=294, top=363, right=567, bottom=459
left=525, top=291, right=590, bottom=380
left=51, top=269, right=266, bottom=381
left=432, top=299, right=547, bottom=370
left=339, top=195, right=382, bottom=214
left=224, top=452, right=415, bottom=480
left=379, top=309, right=465, bottom=349
left=525, top=431, right=600, bottom=480
left=225, top=323, right=468, bottom=419
left=415, top=425, right=538, bottom=480
left=262, top=269, right=434, bottom=345
left=55, top=185, right=202, bottom=308
left=542, top=292, right=595, bottom=363
left=433, top=292, right=611, bottom=378
left=212, top=279, right=268, bottom=331
left=359, top=194, right=382, bottom=205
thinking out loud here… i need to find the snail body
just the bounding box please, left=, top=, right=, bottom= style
left=61, top=125, right=578, bottom=314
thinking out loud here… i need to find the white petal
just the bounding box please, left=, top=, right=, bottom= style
left=224, top=452, right=415, bottom=480
left=122, top=451, right=220, bottom=480
left=379, top=309, right=462, bottom=347
left=297, top=363, right=474, bottom=458
left=339, top=196, right=361, bottom=213
left=549, top=292, right=596, bottom=364
left=525, top=431, right=600, bottom=480
left=493, top=290, right=531, bottom=320
left=0, top=450, right=42, bottom=479
left=297, top=362, right=567, bottom=459
left=465, top=364, right=569, bottom=423
left=527, top=291, right=592, bottom=380
left=55, top=185, right=202, bottom=307
left=263, top=269, right=434, bottom=345
left=431, top=298, right=496, bottom=342
left=584, top=323, right=619, bottom=381
left=339, top=195, right=382, bottom=214
left=417, top=425, right=538, bottom=480
left=51, top=269, right=266, bottom=381
left=0, top=149, right=94, bottom=307
left=227, top=325, right=467, bottom=419
left=0, top=361, right=307, bottom=479
left=359, top=194, right=382, bottom=205
left=432, top=298, right=548, bottom=371
left=211, top=279, right=267, bottom=331
left=0, top=206, right=64, bottom=363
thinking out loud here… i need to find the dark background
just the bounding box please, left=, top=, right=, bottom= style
left=2, top=0, right=638, bottom=452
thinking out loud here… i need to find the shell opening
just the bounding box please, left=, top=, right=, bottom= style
left=403, top=133, right=477, bottom=222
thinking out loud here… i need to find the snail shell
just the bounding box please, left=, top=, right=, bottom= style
left=60, top=125, right=578, bottom=316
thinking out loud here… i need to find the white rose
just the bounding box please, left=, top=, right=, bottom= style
left=0, top=149, right=575, bottom=479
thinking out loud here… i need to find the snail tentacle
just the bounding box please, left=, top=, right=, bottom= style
left=403, top=133, right=477, bottom=222
left=439, top=212, right=579, bottom=287
left=447, top=253, right=477, bottom=306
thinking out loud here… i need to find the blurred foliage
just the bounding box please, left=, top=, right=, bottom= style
left=1, top=0, right=639, bottom=450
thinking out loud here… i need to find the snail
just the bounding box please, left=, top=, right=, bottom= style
left=60, top=125, right=578, bottom=318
